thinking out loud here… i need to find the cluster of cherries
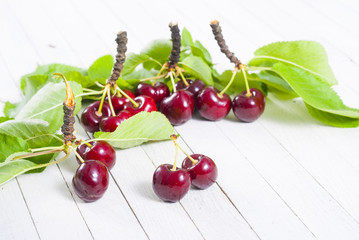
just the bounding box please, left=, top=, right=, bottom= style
left=153, top=135, right=218, bottom=202
left=72, top=140, right=116, bottom=202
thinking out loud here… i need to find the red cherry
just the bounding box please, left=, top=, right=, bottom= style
left=152, top=164, right=191, bottom=202
left=136, top=82, right=170, bottom=104
left=197, top=87, right=231, bottom=121
left=72, top=160, right=109, bottom=202
left=76, top=140, right=116, bottom=170
left=232, top=88, right=265, bottom=122
left=182, top=154, right=218, bottom=189
left=81, top=101, right=112, bottom=133
left=99, top=110, right=132, bottom=132
left=107, top=90, right=135, bottom=114
left=176, top=79, right=206, bottom=98
left=123, top=95, right=157, bottom=115
left=160, top=90, right=195, bottom=125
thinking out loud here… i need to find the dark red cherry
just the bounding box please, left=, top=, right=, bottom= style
left=152, top=164, right=191, bottom=202
left=76, top=140, right=116, bottom=170
left=81, top=101, right=112, bottom=133
left=232, top=88, right=265, bottom=122
left=197, top=87, right=231, bottom=121
left=107, top=90, right=135, bottom=114
left=176, top=79, right=205, bottom=98
left=123, top=95, right=157, bottom=115
left=99, top=110, right=132, bottom=132
left=72, top=160, right=109, bottom=202
left=136, top=82, right=170, bottom=103
left=160, top=90, right=195, bottom=126
left=182, top=154, right=218, bottom=190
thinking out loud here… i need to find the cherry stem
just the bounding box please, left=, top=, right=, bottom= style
left=169, top=72, right=177, bottom=93
left=219, top=68, right=239, bottom=96
left=116, top=86, right=139, bottom=108
left=240, top=65, right=251, bottom=97
left=140, top=74, right=166, bottom=83
left=30, top=146, right=64, bottom=153
left=95, top=82, right=105, bottom=88
left=107, top=87, right=116, bottom=116
left=25, top=151, right=71, bottom=172
left=171, top=145, right=179, bottom=171
left=13, top=149, right=64, bottom=160
left=170, top=134, right=197, bottom=165
left=96, top=85, right=109, bottom=116
left=70, top=146, right=85, bottom=163
left=177, top=68, right=190, bottom=87
left=152, top=64, right=167, bottom=86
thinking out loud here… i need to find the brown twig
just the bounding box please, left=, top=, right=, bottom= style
left=168, top=23, right=181, bottom=70
left=108, top=31, right=128, bottom=86
left=210, top=20, right=242, bottom=68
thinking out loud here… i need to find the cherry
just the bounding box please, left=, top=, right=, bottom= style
left=136, top=82, right=170, bottom=104
left=123, top=95, right=157, bottom=115
left=182, top=154, right=218, bottom=190
left=176, top=79, right=205, bottom=98
left=76, top=140, right=116, bottom=170
left=152, top=164, right=191, bottom=202
left=160, top=90, right=195, bottom=126
left=72, top=160, right=109, bottom=202
left=99, top=110, right=132, bottom=132
left=81, top=101, right=112, bottom=133
left=232, top=88, right=265, bottom=122
left=197, top=86, right=231, bottom=121
left=108, top=90, right=135, bottom=114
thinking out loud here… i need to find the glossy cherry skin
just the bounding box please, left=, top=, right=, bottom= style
left=72, top=160, right=109, bottom=202
left=81, top=101, right=112, bottom=133
left=99, top=110, right=132, bottom=132
left=108, top=90, right=135, bottom=114
left=232, top=88, right=265, bottom=122
left=136, top=82, right=170, bottom=104
left=176, top=79, right=205, bottom=98
left=197, top=87, right=231, bottom=121
left=160, top=90, right=195, bottom=126
left=182, top=154, right=218, bottom=190
left=76, top=140, right=116, bottom=170
left=152, top=164, right=191, bottom=202
left=123, top=95, right=157, bottom=115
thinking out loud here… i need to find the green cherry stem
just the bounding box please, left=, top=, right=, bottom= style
left=107, top=87, right=116, bottom=116
left=219, top=67, right=239, bottom=96
left=177, top=67, right=190, bottom=87
left=13, top=149, right=64, bottom=160
left=170, top=134, right=197, bottom=165
left=24, top=151, right=71, bottom=172
left=140, top=74, right=166, bottom=83
left=96, top=85, right=110, bottom=116
left=69, top=146, right=85, bottom=163
left=116, top=86, right=139, bottom=108
left=169, top=72, right=177, bottom=93
left=30, top=145, right=65, bottom=153
left=240, top=65, right=251, bottom=97
left=95, top=81, right=105, bottom=88
left=171, top=145, right=179, bottom=171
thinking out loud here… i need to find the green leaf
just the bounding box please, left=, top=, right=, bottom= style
left=180, top=55, right=213, bottom=85
left=272, top=63, right=359, bottom=126
left=181, top=27, right=194, bottom=47
left=21, top=75, right=50, bottom=98
left=3, top=101, right=21, bottom=118
left=141, top=39, right=171, bottom=70
left=0, top=119, right=57, bottom=148
left=0, top=117, right=12, bottom=123
left=122, top=53, right=150, bottom=76
left=94, top=111, right=175, bottom=148
left=192, top=40, right=212, bottom=65
left=0, top=134, right=29, bottom=162
left=249, top=41, right=337, bottom=86
left=64, top=71, right=92, bottom=88
left=88, top=55, right=114, bottom=83
left=15, top=82, right=83, bottom=133
left=30, top=63, right=86, bottom=76
left=0, top=154, right=37, bottom=186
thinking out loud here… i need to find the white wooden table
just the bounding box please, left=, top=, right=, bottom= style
left=1, top=0, right=359, bottom=239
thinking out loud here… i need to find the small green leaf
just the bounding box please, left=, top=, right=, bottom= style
left=0, top=157, right=37, bottom=186
left=31, top=63, right=86, bottom=76
left=192, top=40, right=212, bottom=65
left=21, top=75, right=50, bottom=98
left=88, top=55, right=114, bottom=83
left=15, top=82, right=83, bottom=133
left=272, top=63, right=359, bottom=127
left=122, top=53, right=150, bottom=76
left=249, top=41, right=337, bottom=86
left=180, top=55, right=213, bottom=85
left=94, top=111, right=174, bottom=148
left=181, top=27, right=194, bottom=47
left=141, top=39, right=171, bottom=70
left=0, top=134, right=29, bottom=162
left=64, top=71, right=92, bottom=88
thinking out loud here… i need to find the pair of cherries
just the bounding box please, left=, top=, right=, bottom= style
left=81, top=89, right=157, bottom=133
left=153, top=153, right=218, bottom=202
left=72, top=141, right=116, bottom=202
left=197, top=87, right=265, bottom=122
